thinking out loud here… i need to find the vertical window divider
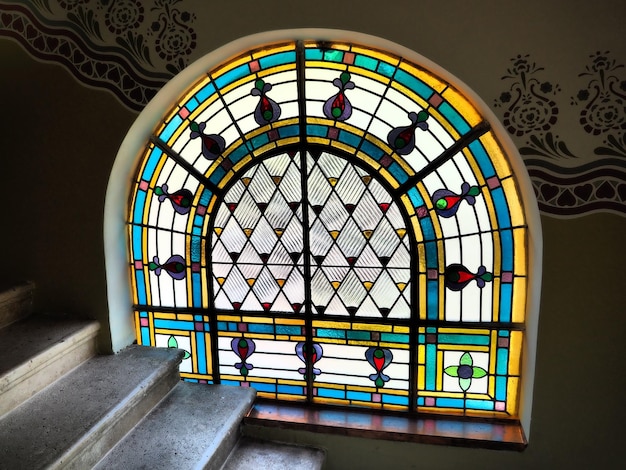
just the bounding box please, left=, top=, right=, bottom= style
left=296, top=40, right=315, bottom=402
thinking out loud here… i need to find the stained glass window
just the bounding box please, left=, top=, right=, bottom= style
left=126, top=37, right=537, bottom=419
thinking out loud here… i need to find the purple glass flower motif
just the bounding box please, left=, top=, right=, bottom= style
left=231, top=337, right=255, bottom=377
left=295, top=342, right=323, bottom=380
left=148, top=255, right=186, bottom=280
left=432, top=182, right=481, bottom=218
left=365, top=347, right=393, bottom=388
left=387, top=110, right=429, bottom=155
left=251, top=79, right=281, bottom=125
left=189, top=121, right=225, bottom=160
left=154, top=183, right=193, bottom=215
left=445, top=264, right=493, bottom=291
left=323, top=71, right=355, bottom=121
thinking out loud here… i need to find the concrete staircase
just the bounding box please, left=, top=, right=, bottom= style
left=0, top=282, right=325, bottom=469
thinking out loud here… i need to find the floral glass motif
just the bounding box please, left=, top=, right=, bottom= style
left=128, top=39, right=530, bottom=418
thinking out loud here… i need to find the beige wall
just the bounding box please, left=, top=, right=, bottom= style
left=1, top=1, right=625, bottom=467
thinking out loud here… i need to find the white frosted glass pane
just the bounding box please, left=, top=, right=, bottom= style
left=452, top=153, right=479, bottom=187
left=222, top=79, right=255, bottom=104
left=349, top=74, right=387, bottom=97
left=348, top=87, right=383, bottom=115
left=456, top=208, right=480, bottom=235
left=444, top=238, right=461, bottom=264
left=221, top=122, right=247, bottom=146
left=382, top=88, right=416, bottom=117
left=438, top=216, right=460, bottom=239
left=346, top=108, right=373, bottom=132
left=194, top=102, right=231, bottom=134
left=413, top=131, right=448, bottom=161
left=226, top=94, right=259, bottom=122
left=171, top=214, right=187, bottom=233
left=480, top=282, right=494, bottom=322
left=366, top=117, right=393, bottom=147
left=460, top=234, right=482, bottom=269
left=435, top=160, right=465, bottom=192
left=270, top=79, right=299, bottom=104
left=480, top=232, right=494, bottom=271
left=444, top=289, right=461, bottom=322
left=461, top=285, right=480, bottom=322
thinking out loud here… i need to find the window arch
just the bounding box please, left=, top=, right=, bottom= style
left=105, top=30, right=541, bottom=429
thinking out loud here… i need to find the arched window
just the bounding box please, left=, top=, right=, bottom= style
left=105, top=30, right=541, bottom=432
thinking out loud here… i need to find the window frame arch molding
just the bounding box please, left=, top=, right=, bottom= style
left=104, top=29, right=542, bottom=446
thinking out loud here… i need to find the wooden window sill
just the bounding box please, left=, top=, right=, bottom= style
left=245, top=400, right=527, bottom=451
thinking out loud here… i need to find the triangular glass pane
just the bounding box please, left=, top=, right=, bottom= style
left=354, top=245, right=382, bottom=269
left=318, top=192, right=349, bottom=231
left=355, top=296, right=382, bottom=318
left=309, top=218, right=334, bottom=258
left=337, top=270, right=367, bottom=308
left=369, top=270, right=400, bottom=309
left=238, top=241, right=263, bottom=264
left=281, top=267, right=305, bottom=306
left=212, top=238, right=233, bottom=263
left=232, top=190, right=262, bottom=228
left=369, top=218, right=400, bottom=258
left=322, top=244, right=350, bottom=267
left=266, top=242, right=294, bottom=265
left=249, top=217, right=278, bottom=254
left=241, top=290, right=263, bottom=311
left=279, top=215, right=304, bottom=253
left=271, top=291, right=294, bottom=313
left=387, top=243, right=411, bottom=268
left=220, top=217, right=248, bottom=253
left=221, top=267, right=250, bottom=303
left=251, top=267, right=280, bottom=303
left=335, top=217, right=366, bottom=259
left=310, top=268, right=335, bottom=307
left=326, top=294, right=349, bottom=316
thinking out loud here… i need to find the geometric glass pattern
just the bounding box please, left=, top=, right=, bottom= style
left=128, top=39, right=530, bottom=418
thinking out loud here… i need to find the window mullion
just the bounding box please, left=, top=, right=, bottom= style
left=295, top=41, right=316, bottom=403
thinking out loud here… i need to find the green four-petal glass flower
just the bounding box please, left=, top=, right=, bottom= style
left=167, top=335, right=191, bottom=360
left=444, top=352, right=487, bottom=392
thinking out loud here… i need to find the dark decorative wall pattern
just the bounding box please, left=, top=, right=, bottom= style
left=0, top=0, right=196, bottom=109
left=1, top=0, right=625, bottom=217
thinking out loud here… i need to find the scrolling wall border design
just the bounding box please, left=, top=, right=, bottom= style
left=571, top=51, right=626, bottom=158
left=495, top=53, right=626, bottom=217
left=0, top=0, right=197, bottom=111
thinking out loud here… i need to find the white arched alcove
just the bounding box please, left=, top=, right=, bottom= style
left=104, top=29, right=541, bottom=439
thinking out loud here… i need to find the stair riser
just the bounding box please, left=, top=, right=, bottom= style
left=0, top=324, right=98, bottom=417
left=0, top=282, right=34, bottom=329
left=50, top=364, right=181, bottom=470
left=200, top=420, right=244, bottom=470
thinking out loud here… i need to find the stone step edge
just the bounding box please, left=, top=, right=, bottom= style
left=0, top=319, right=100, bottom=417
left=49, top=348, right=184, bottom=470
left=192, top=386, right=258, bottom=469
left=221, top=436, right=327, bottom=470
left=93, top=383, right=257, bottom=470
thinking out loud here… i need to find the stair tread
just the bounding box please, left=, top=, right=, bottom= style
left=222, top=437, right=326, bottom=470
left=95, top=382, right=256, bottom=470
left=0, top=345, right=183, bottom=469
left=0, top=314, right=98, bottom=377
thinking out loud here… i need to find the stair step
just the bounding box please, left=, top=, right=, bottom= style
left=222, top=437, right=326, bottom=470
left=0, top=314, right=99, bottom=417
left=94, top=382, right=256, bottom=470
left=0, top=345, right=183, bottom=470
left=0, top=281, right=34, bottom=328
